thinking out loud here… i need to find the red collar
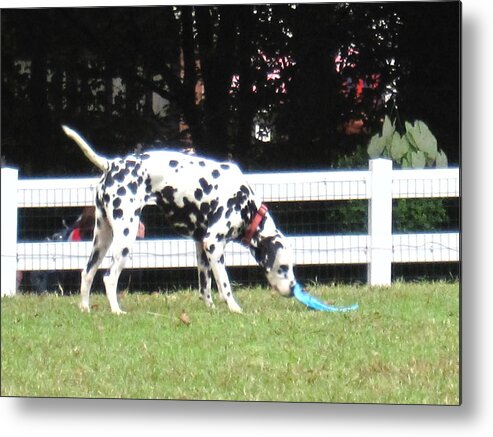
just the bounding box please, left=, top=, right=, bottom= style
left=242, top=204, right=268, bottom=246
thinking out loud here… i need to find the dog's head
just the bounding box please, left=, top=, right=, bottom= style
left=252, top=233, right=296, bottom=297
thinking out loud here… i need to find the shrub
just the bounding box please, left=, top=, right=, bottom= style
left=367, top=116, right=448, bottom=168
left=329, top=117, right=449, bottom=233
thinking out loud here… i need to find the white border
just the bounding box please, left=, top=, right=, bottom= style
left=2, top=1, right=491, bottom=436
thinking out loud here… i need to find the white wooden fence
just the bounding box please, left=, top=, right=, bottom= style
left=1, top=159, right=460, bottom=296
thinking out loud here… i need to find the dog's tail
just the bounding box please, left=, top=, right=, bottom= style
left=62, top=125, right=109, bottom=172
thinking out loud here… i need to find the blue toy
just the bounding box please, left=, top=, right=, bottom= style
left=292, top=282, right=359, bottom=312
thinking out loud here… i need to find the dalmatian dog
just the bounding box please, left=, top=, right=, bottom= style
left=62, top=126, right=296, bottom=314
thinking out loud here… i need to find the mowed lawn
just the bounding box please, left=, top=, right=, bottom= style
left=1, top=282, right=460, bottom=404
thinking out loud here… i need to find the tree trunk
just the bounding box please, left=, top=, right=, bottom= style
left=180, top=6, right=205, bottom=147
left=236, top=6, right=255, bottom=156
left=196, top=5, right=237, bottom=158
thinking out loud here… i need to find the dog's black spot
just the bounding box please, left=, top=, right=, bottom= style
left=219, top=254, right=225, bottom=264
left=226, top=226, right=236, bottom=239
left=200, top=202, right=210, bottom=214
left=199, top=271, right=207, bottom=290
left=207, top=244, right=216, bottom=254
left=131, top=163, right=141, bottom=177
left=184, top=198, right=205, bottom=227
left=278, top=265, right=289, bottom=275
left=144, top=176, right=152, bottom=193
left=194, top=188, right=203, bottom=201
left=103, top=170, right=115, bottom=188
left=134, top=207, right=141, bottom=217
left=199, top=161, right=206, bottom=167
left=212, top=169, right=220, bottom=179
left=86, top=249, right=100, bottom=272
left=113, top=198, right=121, bottom=209
left=127, top=181, right=138, bottom=195
left=161, top=186, right=177, bottom=203
left=216, top=232, right=225, bottom=241
left=225, top=188, right=250, bottom=220
left=201, top=250, right=209, bottom=266
left=154, top=193, right=167, bottom=211
left=220, top=164, right=230, bottom=170
left=173, top=224, right=190, bottom=235
left=140, top=153, right=151, bottom=160
left=169, top=160, right=179, bottom=168
left=223, top=282, right=228, bottom=288
left=95, top=195, right=103, bottom=209
left=114, top=167, right=129, bottom=183
left=124, top=228, right=129, bottom=236
left=207, top=206, right=224, bottom=226
left=122, top=247, right=129, bottom=257
left=125, top=159, right=136, bottom=169
left=113, top=208, right=124, bottom=220
left=117, top=186, right=126, bottom=196
left=199, top=177, right=213, bottom=195
left=193, top=228, right=207, bottom=241
left=241, top=200, right=258, bottom=226
left=103, top=193, right=111, bottom=205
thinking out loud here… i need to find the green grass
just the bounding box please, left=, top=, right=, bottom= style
left=1, top=282, right=460, bottom=404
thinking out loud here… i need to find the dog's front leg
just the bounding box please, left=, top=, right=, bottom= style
left=195, top=241, right=214, bottom=309
left=203, top=241, right=242, bottom=314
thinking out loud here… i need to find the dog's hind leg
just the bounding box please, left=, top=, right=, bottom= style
left=102, top=217, right=140, bottom=314
left=80, top=214, right=112, bottom=312
left=195, top=242, right=214, bottom=308
left=202, top=240, right=242, bottom=314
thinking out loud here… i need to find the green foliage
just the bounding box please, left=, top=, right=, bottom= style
left=334, top=118, right=450, bottom=233
left=368, top=116, right=448, bottom=169
left=365, top=116, right=449, bottom=232
left=393, top=198, right=448, bottom=232
left=334, top=143, right=368, bottom=169
left=2, top=283, right=459, bottom=403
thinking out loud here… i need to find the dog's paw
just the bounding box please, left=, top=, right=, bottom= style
left=112, top=308, right=127, bottom=315
left=79, top=304, right=91, bottom=313
left=227, top=303, right=243, bottom=314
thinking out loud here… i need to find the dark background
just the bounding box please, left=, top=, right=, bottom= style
left=1, top=2, right=460, bottom=176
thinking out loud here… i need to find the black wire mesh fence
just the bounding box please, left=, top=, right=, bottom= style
left=16, top=195, right=459, bottom=294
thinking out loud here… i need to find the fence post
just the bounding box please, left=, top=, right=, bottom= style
left=1, top=167, right=19, bottom=296
left=368, top=159, right=393, bottom=286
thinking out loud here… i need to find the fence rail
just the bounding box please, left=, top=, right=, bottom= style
left=1, top=159, right=460, bottom=296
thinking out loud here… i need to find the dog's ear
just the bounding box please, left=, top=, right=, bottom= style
left=253, top=237, right=283, bottom=272
left=251, top=244, right=269, bottom=271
